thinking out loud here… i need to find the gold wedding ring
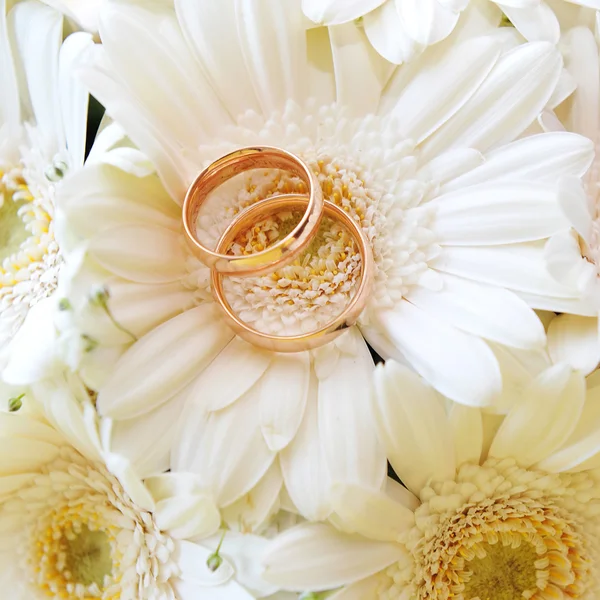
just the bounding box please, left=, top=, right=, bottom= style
left=183, top=146, right=324, bottom=276
left=211, top=196, right=373, bottom=353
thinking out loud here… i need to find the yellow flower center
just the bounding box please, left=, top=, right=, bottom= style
left=463, top=541, right=538, bottom=600
left=381, top=459, right=599, bottom=600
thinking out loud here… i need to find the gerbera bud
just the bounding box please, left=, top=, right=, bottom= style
left=82, top=334, right=98, bottom=353
left=89, top=285, right=110, bottom=309
left=206, top=553, right=223, bottom=572
left=206, top=530, right=226, bottom=572
left=44, top=159, right=68, bottom=182
left=58, top=298, right=72, bottom=311
left=8, top=393, right=24, bottom=412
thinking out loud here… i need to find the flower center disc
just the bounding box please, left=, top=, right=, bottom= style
left=0, top=195, right=28, bottom=261
left=463, top=541, right=538, bottom=600
left=62, top=526, right=113, bottom=589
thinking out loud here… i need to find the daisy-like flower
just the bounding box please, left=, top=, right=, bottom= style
left=0, top=373, right=292, bottom=599
left=540, top=16, right=600, bottom=374
left=263, top=360, right=600, bottom=599
left=0, top=0, right=91, bottom=374
left=302, top=0, right=600, bottom=63
left=41, top=0, right=596, bottom=517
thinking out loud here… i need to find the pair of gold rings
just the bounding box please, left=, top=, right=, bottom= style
left=182, top=146, right=373, bottom=353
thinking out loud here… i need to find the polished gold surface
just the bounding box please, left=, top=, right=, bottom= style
left=183, top=146, right=324, bottom=276
left=211, top=197, right=373, bottom=352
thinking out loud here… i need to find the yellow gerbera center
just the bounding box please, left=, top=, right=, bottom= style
left=381, top=459, right=599, bottom=600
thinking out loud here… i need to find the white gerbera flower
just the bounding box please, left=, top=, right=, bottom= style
left=263, top=361, right=600, bottom=599
left=0, top=374, right=291, bottom=599
left=39, top=0, right=596, bottom=517
left=0, top=0, right=91, bottom=370
left=540, top=18, right=600, bottom=374
left=302, top=0, right=600, bottom=63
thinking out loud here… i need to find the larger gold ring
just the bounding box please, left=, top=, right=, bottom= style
left=211, top=196, right=373, bottom=353
left=183, top=146, right=324, bottom=276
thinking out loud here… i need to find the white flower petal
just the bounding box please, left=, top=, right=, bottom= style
left=99, top=2, right=230, bottom=160
left=173, top=578, right=253, bottom=600
left=557, top=176, right=594, bottom=244
left=432, top=182, right=569, bottom=246
left=537, top=383, right=600, bottom=473
left=34, top=378, right=102, bottom=461
left=547, top=315, right=600, bottom=376
left=406, top=273, right=546, bottom=350
left=395, top=0, right=460, bottom=46
left=422, top=41, right=562, bottom=156
left=89, top=223, right=188, bottom=284
left=382, top=35, right=502, bottom=143
left=434, top=242, right=582, bottom=300
left=9, top=1, right=64, bottom=149
left=376, top=303, right=502, bottom=407
left=372, top=361, right=455, bottom=494
left=259, top=352, right=310, bottom=452
left=175, top=540, right=236, bottom=586
left=280, top=379, right=332, bottom=521
left=59, top=164, right=180, bottom=241
left=106, top=278, right=196, bottom=340
left=176, top=382, right=276, bottom=506
left=109, top=387, right=188, bottom=478
left=175, top=0, right=261, bottom=117
left=441, top=133, right=594, bottom=192
left=329, top=22, right=387, bottom=116
left=97, top=305, right=233, bottom=419
left=222, top=462, right=283, bottom=534
left=448, top=404, right=483, bottom=466
left=0, top=438, right=60, bottom=475
left=0, top=0, right=19, bottom=128
left=215, top=532, right=282, bottom=597
left=262, top=523, right=406, bottom=591
left=154, top=494, right=221, bottom=540
left=235, top=0, right=308, bottom=114
left=562, top=26, right=599, bottom=137
left=497, top=1, right=560, bottom=43
left=0, top=412, right=64, bottom=447
left=302, top=0, right=387, bottom=24
left=192, top=337, right=273, bottom=413
left=489, top=364, right=586, bottom=467
left=417, top=147, right=484, bottom=188
left=318, top=330, right=386, bottom=491
left=58, top=32, right=94, bottom=168
left=3, top=297, right=60, bottom=386
left=363, top=1, right=420, bottom=64
left=78, top=44, right=191, bottom=200
left=330, top=483, right=414, bottom=542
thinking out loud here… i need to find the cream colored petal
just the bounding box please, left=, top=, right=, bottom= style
left=97, top=305, right=233, bottom=419
left=330, top=482, right=415, bottom=542
left=547, top=314, right=600, bottom=376
left=89, top=223, right=188, bottom=284
left=372, top=361, right=455, bottom=495
left=319, top=330, right=386, bottom=491
left=174, top=382, right=276, bottom=507
left=449, top=403, right=483, bottom=466
left=280, top=377, right=332, bottom=521
left=259, top=352, right=310, bottom=452
left=263, top=523, right=405, bottom=591
left=489, top=364, right=586, bottom=467
left=329, top=22, right=388, bottom=116
left=221, top=461, right=283, bottom=533
left=192, top=337, right=272, bottom=413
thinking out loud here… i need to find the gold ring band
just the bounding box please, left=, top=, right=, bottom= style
left=211, top=196, right=373, bottom=352
left=183, top=146, right=324, bottom=276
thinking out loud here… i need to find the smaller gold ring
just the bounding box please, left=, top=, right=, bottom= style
left=183, top=146, right=324, bottom=276
left=211, top=197, right=373, bottom=353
